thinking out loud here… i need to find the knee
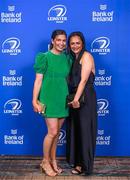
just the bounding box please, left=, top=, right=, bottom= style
left=48, top=128, right=59, bottom=138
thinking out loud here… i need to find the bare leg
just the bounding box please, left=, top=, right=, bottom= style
left=51, top=118, right=64, bottom=160
left=41, top=118, right=59, bottom=176
left=50, top=118, right=65, bottom=173
left=43, top=118, right=59, bottom=160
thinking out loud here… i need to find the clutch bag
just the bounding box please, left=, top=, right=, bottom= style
left=41, top=103, right=46, bottom=114
left=38, top=102, right=46, bottom=114
left=66, top=91, right=85, bottom=105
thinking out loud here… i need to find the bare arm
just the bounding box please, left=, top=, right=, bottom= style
left=32, top=73, right=43, bottom=112
left=71, top=52, right=94, bottom=108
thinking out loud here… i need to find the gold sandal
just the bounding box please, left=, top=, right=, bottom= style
left=40, top=159, right=57, bottom=177
left=51, top=160, right=63, bottom=174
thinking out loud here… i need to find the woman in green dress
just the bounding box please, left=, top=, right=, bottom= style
left=32, top=30, right=71, bottom=177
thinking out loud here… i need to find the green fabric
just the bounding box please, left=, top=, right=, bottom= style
left=34, top=51, right=72, bottom=118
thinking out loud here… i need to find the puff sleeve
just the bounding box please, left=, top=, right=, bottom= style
left=33, top=52, right=48, bottom=74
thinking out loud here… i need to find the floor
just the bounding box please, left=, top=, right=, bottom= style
left=0, top=156, right=130, bottom=180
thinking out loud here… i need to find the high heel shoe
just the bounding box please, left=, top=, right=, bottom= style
left=40, top=159, right=57, bottom=177
left=51, top=160, right=63, bottom=174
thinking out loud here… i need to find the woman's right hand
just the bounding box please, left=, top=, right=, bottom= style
left=32, top=100, right=43, bottom=113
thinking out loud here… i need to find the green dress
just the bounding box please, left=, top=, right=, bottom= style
left=34, top=51, right=72, bottom=118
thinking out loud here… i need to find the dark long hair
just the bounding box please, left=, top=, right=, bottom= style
left=67, top=32, right=86, bottom=86
left=49, top=29, right=67, bottom=50
left=67, top=31, right=86, bottom=62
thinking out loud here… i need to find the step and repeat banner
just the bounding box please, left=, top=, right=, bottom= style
left=0, top=0, right=130, bottom=156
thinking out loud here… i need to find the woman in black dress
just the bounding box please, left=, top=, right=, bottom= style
left=66, top=31, right=97, bottom=175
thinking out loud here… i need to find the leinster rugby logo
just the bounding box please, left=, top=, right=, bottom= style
left=91, top=37, right=110, bottom=55
left=2, top=37, right=21, bottom=55
left=97, top=99, right=109, bottom=116
left=58, top=129, right=66, bottom=146
left=4, top=99, right=22, bottom=115
left=48, top=5, right=67, bottom=23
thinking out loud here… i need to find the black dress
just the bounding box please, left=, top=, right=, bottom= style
left=66, top=58, right=97, bottom=174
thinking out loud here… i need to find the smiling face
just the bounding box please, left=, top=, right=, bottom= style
left=69, top=35, right=83, bottom=57
left=51, top=34, right=66, bottom=54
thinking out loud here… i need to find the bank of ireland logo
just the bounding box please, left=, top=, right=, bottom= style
left=98, top=69, right=105, bottom=76
left=91, top=37, right=110, bottom=55
left=11, top=129, right=17, bottom=135
left=4, top=99, right=22, bottom=115
left=100, top=4, right=107, bottom=11
left=58, top=129, right=66, bottom=146
left=4, top=129, right=24, bottom=145
left=92, top=4, right=113, bottom=22
left=97, top=99, right=109, bottom=116
left=48, top=5, right=67, bottom=23
left=2, top=37, right=21, bottom=55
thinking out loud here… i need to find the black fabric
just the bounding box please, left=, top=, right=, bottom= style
left=66, top=58, right=97, bottom=174
left=66, top=90, right=85, bottom=105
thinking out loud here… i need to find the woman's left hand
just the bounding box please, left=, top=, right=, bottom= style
left=70, top=99, right=80, bottom=108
